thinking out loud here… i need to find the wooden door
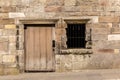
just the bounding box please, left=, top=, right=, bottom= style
left=25, top=25, right=55, bottom=71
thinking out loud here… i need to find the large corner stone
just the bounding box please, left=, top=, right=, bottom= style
left=3, top=29, right=17, bottom=36
left=4, top=68, right=19, bottom=75
left=5, top=25, right=16, bottom=29
left=3, top=55, right=16, bottom=63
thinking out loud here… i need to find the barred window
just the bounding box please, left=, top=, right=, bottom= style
left=66, top=24, right=86, bottom=48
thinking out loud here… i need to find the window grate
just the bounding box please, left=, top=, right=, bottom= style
left=66, top=24, right=86, bottom=48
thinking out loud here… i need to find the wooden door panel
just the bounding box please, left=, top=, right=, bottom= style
left=25, top=26, right=54, bottom=71
left=34, top=27, right=40, bottom=70
left=40, top=27, right=47, bottom=70
left=26, top=27, right=35, bottom=70
left=46, top=27, right=53, bottom=70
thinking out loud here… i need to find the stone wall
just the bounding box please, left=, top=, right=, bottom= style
left=0, top=0, right=120, bottom=74
left=56, top=54, right=120, bottom=72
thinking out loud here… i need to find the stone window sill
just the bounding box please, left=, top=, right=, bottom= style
left=61, top=49, right=93, bottom=55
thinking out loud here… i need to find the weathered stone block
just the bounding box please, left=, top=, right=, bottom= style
left=40, top=0, right=47, bottom=4
left=62, top=6, right=80, bottom=12
left=0, top=64, right=4, bottom=75
left=3, top=55, right=16, bottom=63
left=19, top=42, right=24, bottom=50
left=56, top=36, right=61, bottom=42
left=92, top=27, right=110, bottom=35
left=5, top=25, right=16, bottom=29
left=19, top=36, right=24, bottom=42
left=62, top=6, right=93, bottom=12
left=4, top=68, right=19, bottom=75
left=0, top=36, right=8, bottom=42
left=64, top=0, right=76, bottom=6
left=87, top=54, right=114, bottom=69
left=46, top=0, right=64, bottom=6
left=27, top=6, right=44, bottom=13
left=60, top=55, right=73, bottom=72
left=9, top=12, right=25, bottom=18
left=0, top=0, right=18, bottom=6
left=0, top=29, right=3, bottom=36
left=0, top=19, right=14, bottom=25
left=80, top=6, right=93, bottom=12
left=0, top=42, right=8, bottom=52
left=9, top=43, right=16, bottom=51
left=97, top=49, right=114, bottom=54
left=93, top=40, right=120, bottom=49
left=105, top=6, right=116, bottom=12
left=17, top=50, right=24, bottom=55
left=45, top=6, right=62, bottom=12
left=76, top=0, right=98, bottom=6
left=9, top=36, right=16, bottom=42
left=0, top=25, right=4, bottom=29
left=107, top=41, right=120, bottom=49
left=99, top=0, right=110, bottom=6
left=19, top=29, right=24, bottom=35
left=111, top=27, right=120, bottom=34
left=92, top=40, right=108, bottom=49
left=55, top=55, right=61, bottom=64
left=112, top=23, right=119, bottom=27
left=92, top=34, right=108, bottom=40
left=108, top=34, right=120, bottom=40
left=72, top=55, right=89, bottom=70
left=99, top=16, right=119, bottom=23
left=81, top=12, right=100, bottom=16
left=92, top=23, right=109, bottom=28
left=17, top=54, right=24, bottom=67
left=55, top=28, right=65, bottom=35
left=9, top=50, right=17, bottom=54
left=0, top=13, right=9, bottom=19
left=0, top=6, right=16, bottom=13
left=91, top=16, right=99, bottom=23
left=24, top=0, right=45, bottom=6
left=3, top=29, right=17, bottom=36
left=114, top=49, right=120, bottom=54
left=92, top=5, right=104, bottom=12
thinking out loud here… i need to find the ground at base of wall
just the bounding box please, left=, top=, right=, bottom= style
left=0, top=69, right=120, bottom=80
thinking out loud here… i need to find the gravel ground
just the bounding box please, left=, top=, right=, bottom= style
left=0, top=69, right=120, bottom=80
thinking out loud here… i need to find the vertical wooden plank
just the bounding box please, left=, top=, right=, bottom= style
left=39, top=27, right=41, bottom=70
left=34, top=27, right=40, bottom=70
left=40, top=27, right=47, bottom=70
left=25, top=27, right=29, bottom=70
left=28, top=27, right=35, bottom=70
left=52, top=27, right=55, bottom=70
left=26, top=27, right=32, bottom=70
left=46, top=27, right=53, bottom=70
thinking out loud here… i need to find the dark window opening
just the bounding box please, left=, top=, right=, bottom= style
left=66, top=24, right=86, bottom=48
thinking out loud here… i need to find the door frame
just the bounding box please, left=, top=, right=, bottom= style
left=18, top=19, right=59, bottom=72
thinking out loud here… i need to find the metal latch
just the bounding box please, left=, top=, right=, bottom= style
left=52, top=40, right=55, bottom=47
